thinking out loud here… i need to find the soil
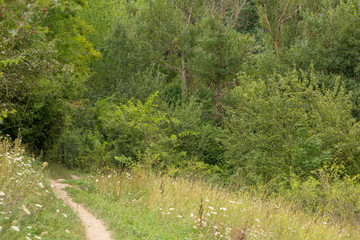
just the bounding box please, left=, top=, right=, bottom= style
left=50, top=178, right=114, bottom=240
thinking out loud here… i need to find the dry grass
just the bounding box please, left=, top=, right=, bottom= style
left=74, top=167, right=360, bottom=239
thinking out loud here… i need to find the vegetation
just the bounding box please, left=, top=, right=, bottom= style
left=3, top=0, right=360, bottom=238
left=66, top=168, right=360, bottom=239
left=0, top=137, right=85, bottom=239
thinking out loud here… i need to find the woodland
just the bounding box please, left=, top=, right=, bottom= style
left=2, top=0, right=360, bottom=224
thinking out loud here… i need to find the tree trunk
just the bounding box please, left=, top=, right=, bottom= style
left=181, top=51, right=189, bottom=95
left=61, top=142, right=65, bottom=165
left=213, top=80, right=222, bottom=124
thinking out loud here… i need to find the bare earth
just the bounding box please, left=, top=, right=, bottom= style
left=50, top=179, right=114, bottom=240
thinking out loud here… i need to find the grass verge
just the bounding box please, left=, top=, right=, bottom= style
left=0, top=137, right=86, bottom=240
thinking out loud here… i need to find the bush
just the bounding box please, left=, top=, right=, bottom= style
left=225, top=71, right=360, bottom=185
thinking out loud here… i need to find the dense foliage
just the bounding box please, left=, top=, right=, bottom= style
left=3, top=0, right=360, bottom=215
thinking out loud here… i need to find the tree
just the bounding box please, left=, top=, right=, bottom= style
left=0, top=0, right=98, bottom=152
left=190, top=17, right=256, bottom=123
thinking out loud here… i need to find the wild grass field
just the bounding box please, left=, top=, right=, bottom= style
left=66, top=168, right=360, bottom=240
left=0, top=138, right=85, bottom=240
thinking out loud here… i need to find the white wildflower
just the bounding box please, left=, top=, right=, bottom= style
left=0, top=226, right=2, bottom=232
left=26, top=237, right=31, bottom=240
left=22, top=204, right=31, bottom=215
left=255, top=219, right=260, bottom=223
left=108, top=175, right=111, bottom=178
left=169, top=208, right=174, bottom=211
left=65, top=229, right=70, bottom=234
left=62, top=213, right=68, bottom=218
left=95, top=179, right=99, bottom=183
left=220, top=207, right=227, bottom=211
left=205, top=199, right=209, bottom=202
left=11, top=226, right=20, bottom=232
left=177, top=215, right=182, bottom=218
left=35, top=204, right=42, bottom=208
left=34, top=236, right=42, bottom=239
left=208, top=206, right=214, bottom=211
left=190, top=213, right=195, bottom=218
left=213, top=226, right=218, bottom=229
left=210, top=211, right=217, bottom=215
left=0, top=191, right=5, bottom=196
left=27, top=226, right=32, bottom=229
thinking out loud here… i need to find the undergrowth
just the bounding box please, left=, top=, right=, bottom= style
left=0, top=137, right=85, bottom=240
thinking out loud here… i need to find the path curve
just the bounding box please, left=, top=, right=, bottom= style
left=50, top=179, right=114, bottom=240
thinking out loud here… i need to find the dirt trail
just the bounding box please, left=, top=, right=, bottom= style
left=50, top=178, right=114, bottom=240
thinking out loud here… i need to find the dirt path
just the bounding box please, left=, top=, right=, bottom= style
left=50, top=179, right=114, bottom=240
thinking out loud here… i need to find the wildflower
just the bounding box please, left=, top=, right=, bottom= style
left=42, top=162, right=48, bottom=168
left=323, top=222, right=327, bottom=225
left=108, top=175, right=111, bottom=178
left=190, top=213, right=194, bottom=218
left=213, top=226, right=218, bottom=229
left=194, top=226, right=197, bottom=229
left=210, top=212, right=217, bottom=215
left=208, top=206, right=214, bottom=210
left=177, top=215, right=182, bottom=218
left=65, top=229, right=71, bottom=233
left=95, top=179, right=99, bottom=183
left=0, top=226, right=2, bottom=232
left=206, top=213, right=210, bottom=217
left=220, top=207, right=227, bottom=211
left=35, top=204, right=42, bottom=208
left=62, top=213, right=68, bottom=218
left=22, top=204, right=31, bottom=215
left=11, top=226, right=20, bottom=232
left=56, top=209, right=60, bottom=213
left=26, top=237, right=31, bottom=240
left=159, top=208, right=163, bottom=211
left=34, top=236, right=42, bottom=239
left=0, top=191, right=5, bottom=196
left=205, top=199, right=209, bottom=202
left=169, top=208, right=174, bottom=211
left=27, top=226, right=32, bottom=229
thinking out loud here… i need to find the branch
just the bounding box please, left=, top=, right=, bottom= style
left=278, top=0, right=291, bottom=24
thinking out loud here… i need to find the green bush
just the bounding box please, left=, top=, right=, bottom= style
left=225, top=72, right=360, bottom=185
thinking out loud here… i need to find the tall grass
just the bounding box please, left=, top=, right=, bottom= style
left=68, top=168, right=360, bottom=239
left=0, top=137, right=85, bottom=240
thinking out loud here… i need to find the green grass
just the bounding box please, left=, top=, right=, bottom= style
left=65, top=169, right=360, bottom=240
left=0, top=138, right=86, bottom=240
left=68, top=187, right=201, bottom=239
